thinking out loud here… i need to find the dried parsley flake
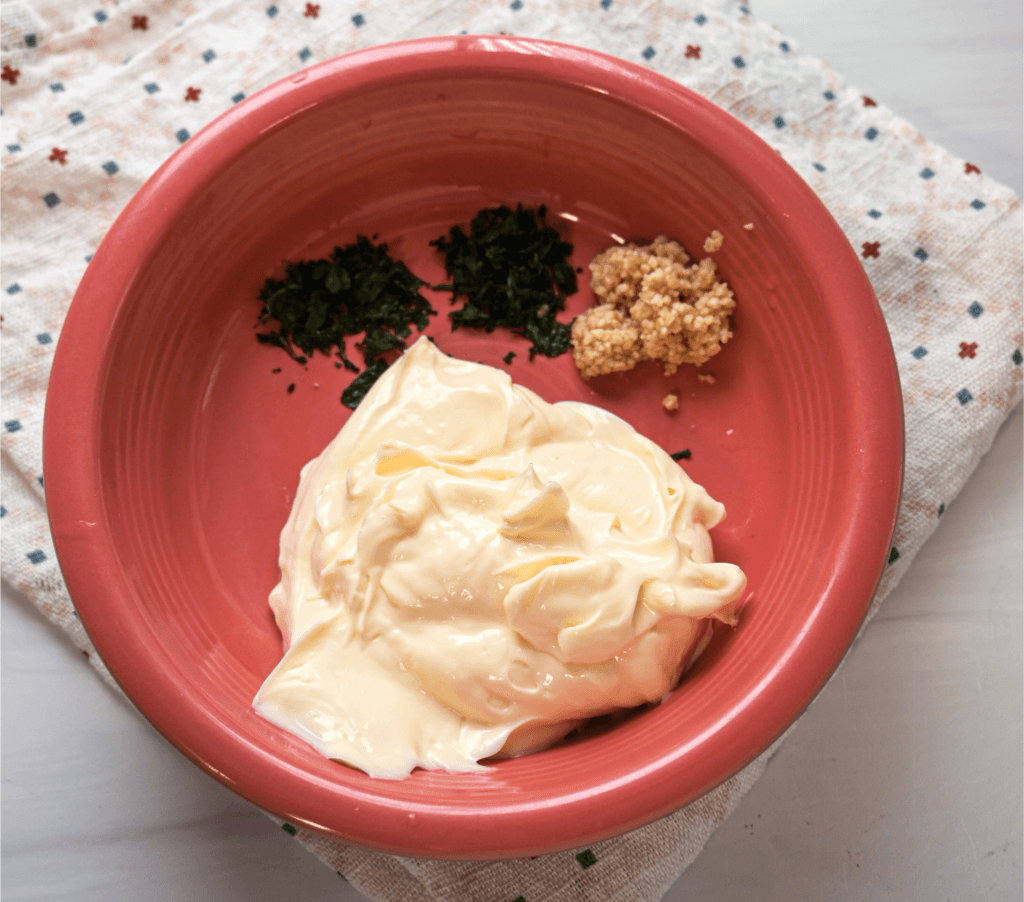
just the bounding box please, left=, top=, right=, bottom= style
left=340, top=358, right=388, bottom=409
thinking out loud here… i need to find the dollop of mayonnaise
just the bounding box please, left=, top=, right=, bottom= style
left=254, top=337, right=746, bottom=779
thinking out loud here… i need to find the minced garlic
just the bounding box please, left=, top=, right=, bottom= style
left=703, top=230, right=724, bottom=253
left=571, top=236, right=736, bottom=378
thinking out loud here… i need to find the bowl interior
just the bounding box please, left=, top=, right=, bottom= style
left=45, top=38, right=902, bottom=859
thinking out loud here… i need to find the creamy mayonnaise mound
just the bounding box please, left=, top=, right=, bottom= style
left=254, top=337, right=746, bottom=779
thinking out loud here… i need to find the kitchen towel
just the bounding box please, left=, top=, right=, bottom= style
left=2, top=2, right=1021, bottom=900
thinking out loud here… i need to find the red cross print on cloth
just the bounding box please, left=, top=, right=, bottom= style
left=685, top=45, right=701, bottom=59
left=1, top=64, right=20, bottom=85
left=185, top=86, right=201, bottom=102
left=862, top=95, right=877, bottom=106
left=132, top=15, right=148, bottom=30
left=965, top=162, right=981, bottom=174
left=861, top=241, right=881, bottom=259
left=959, top=342, right=978, bottom=358
left=304, top=2, right=321, bottom=16
left=49, top=147, right=68, bottom=165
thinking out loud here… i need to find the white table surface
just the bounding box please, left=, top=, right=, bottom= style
left=3, top=2, right=1021, bottom=899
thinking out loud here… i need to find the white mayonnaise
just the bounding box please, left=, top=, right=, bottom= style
left=254, top=337, right=745, bottom=778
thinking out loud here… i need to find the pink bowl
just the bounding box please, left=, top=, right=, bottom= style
left=44, top=36, right=903, bottom=858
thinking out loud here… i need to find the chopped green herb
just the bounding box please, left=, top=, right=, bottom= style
left=503, top=351, right=516, bottom=365
left=670, top=449, right=692, bottom=461
left=287, top=383, right=295, bottom=394
left=431, top=205, right=576, bottom=359
left=256, top=235, right=436, bottom=404
left=271, top=367, right=281, bottom=373
left=341, top=358, right=388, bottom=409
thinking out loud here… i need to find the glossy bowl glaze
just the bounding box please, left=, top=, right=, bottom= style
left=44, top=36, right=903, bottom=859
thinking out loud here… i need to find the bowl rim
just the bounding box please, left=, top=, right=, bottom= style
left=43, top=34, right=904, bottom=858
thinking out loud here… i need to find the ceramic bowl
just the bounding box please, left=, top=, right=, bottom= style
left=44, top=36, right=903, bottom=859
